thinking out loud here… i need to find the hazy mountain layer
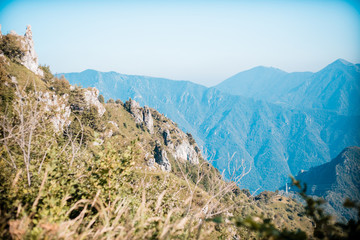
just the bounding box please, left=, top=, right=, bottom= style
left=59, top=61, right=360, bottom=192
left=216, top=59, right=360, bottom=116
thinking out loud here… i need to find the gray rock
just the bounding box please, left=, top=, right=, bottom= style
left=143, top=106, right=154, bottom=134
left=162, top=129, right=171, bottom=146
left=174, top=141, right=199, bottom=164
left=125, top=98, right=143, bottom=123
left=39, top=92, right=71, bottom=132
left=19, top=26, right=44, bottom=77
left=147, top=158, right=155, bottom=167
left=154, top=141, right=171, bottom=172
left=83, top=87, right=106, bottom=117
left=125, top=99, right=154, bottom=134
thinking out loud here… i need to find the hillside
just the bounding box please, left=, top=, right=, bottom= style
left=285, top=146, right=360, bottom=222
left=59, top=67, right=360, bottom=192
left=0, top=25, right=325, bottom=240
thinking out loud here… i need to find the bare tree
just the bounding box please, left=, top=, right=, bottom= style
left=0, top=80, right=53, bottom=186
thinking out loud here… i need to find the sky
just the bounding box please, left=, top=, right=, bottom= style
left=0, top=0, right=359, bottom=86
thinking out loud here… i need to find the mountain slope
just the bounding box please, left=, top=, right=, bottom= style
left=294, top=59, right=360, bottom=116
left=1, top=27, right=317, bottom=239
left=216, top=66, right=311, bottom=105
left=288, top=146, right=360, bottom=222
left=59, top=69, right=360, bottom=192
left=216, top=59, right=360, bottom=116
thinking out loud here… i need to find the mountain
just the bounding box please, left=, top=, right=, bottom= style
left=293, top=59, right=360, bottom=116
left=59, top=64, right=360, bottom=192
left=215, top=66, right=311, bottom=105
left=216, top=59, right=360, bottom=116
left=287, top=146, right=360, bottom=222
left=1, top=26, right=319, bottom=239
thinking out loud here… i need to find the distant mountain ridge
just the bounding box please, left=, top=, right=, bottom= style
left=216, top=59, right=360, bottom=116
left=58, top=59, right=360, bottom=192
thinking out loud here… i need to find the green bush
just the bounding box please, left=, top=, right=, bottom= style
left=39, top=64, right=53, bottom=82
left=0, top=34, right=25, bottom=62
left=51, top=76, right=70, bottom=95
left=98, top=94, right=105, bottom=103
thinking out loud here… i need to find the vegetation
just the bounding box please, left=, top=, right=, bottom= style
left=1, top=33, right=358, bottom=239
left=39, top=64, right=53, bottom=82
left=0, top=33, right=25, bottom=62
left=98, top=94, right=104, bottom=103
left=231, top=177, right=360, bottom=239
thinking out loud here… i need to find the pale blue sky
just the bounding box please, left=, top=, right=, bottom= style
left=1, top=0, right=359, bottom=86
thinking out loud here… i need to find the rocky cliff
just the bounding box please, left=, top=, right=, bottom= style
left=123, top=98, right=202, bottom=171
left=0, top=25, right=44, bottom=77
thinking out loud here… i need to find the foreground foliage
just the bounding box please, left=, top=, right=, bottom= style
left=231, top=177, right=360, bottom=240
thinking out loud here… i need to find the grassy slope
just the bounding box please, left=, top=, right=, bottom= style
left=0, top=52, right=314, bottom=239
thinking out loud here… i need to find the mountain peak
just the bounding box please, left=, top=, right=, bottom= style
left=328, top=58, right=354, bottom=68
left=247, top=65, right=287, bottom=74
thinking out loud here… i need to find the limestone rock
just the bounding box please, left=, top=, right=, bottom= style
left=154, top=141, right=171, bottom=172
left=124, top=99, right=154, bottom=134
left=125, top=98, right=143, bottom=123
left=160, top=125, right=201, bottom=165
left=174, top=141, right=199, bottom=164
left=162, top=129, right=172, bottom=147
left=83, top=87, right=106, bottom=117
left=143, top=106, right=154, bottom=134
left=19, top=26, right=44, bottom=77
left=39, top=92, right=71, bottom=132
left=103, top=121, right=119, bottom=138
left=108, top=121, right=118, bottom=129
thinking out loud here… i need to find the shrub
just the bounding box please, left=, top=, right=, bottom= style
left=39, top=64, right=53, bottom=82
left=51, top=76, right=70, bottom=95
left=0, top=59, right=14, bottom=114
left=98, top=94, right=105, bottom=103
left=0, top=34, right=25, bottom=62
left=107, top=98, right=114, bottom=103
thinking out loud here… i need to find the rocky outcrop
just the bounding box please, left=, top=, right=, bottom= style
left=40, top=92, right=71, bottom=132
left=162, top=129, right=172, bottom=147
left=103, top=121, right=119, bottom=138
left=17, top=26, right=44, bottom=77
left=174, top=141, right=199, bottom=164
left=124, top=98, right=154, bottom=134
left=159, top=124, right=201, bottom=165
left=125, top=98, right=143, bottom=123
left=143, top=106, right=154, bottom=134
left=154, top=141, right=171, bottom=172
left=83, top=87, right=106, bottom=117
left=144, top=153, right=155, bottom=168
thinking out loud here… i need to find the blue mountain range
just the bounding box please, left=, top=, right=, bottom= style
left=58, top=59, right=360, bottom=192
